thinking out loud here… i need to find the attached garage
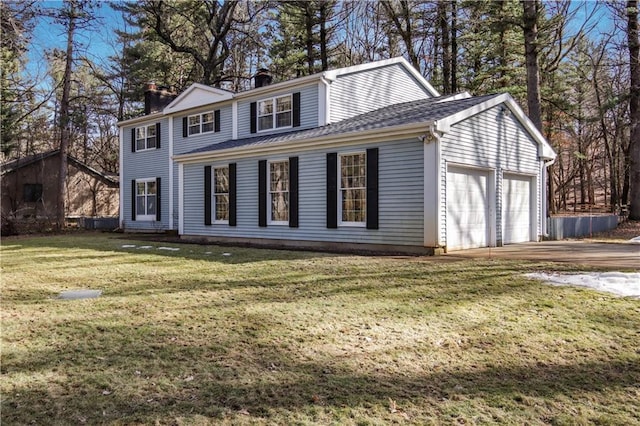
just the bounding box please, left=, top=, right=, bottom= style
left=446, top=166, right=491, bottom=250
left=502, top=174, right=534, bottom=244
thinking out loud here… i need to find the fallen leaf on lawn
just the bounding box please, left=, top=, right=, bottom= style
left=184, top=375, right=194, bottom=382
left=238, top=409, right=250, bottom=416
left=102, top=390, right=112, bottom=396
left=389, top=397, right=398, bottom=413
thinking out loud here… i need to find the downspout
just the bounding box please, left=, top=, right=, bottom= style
left=320, top=74, right=333, bottom=125
left=541, top=157, right=556, bottom=238
left=423, top=122, right=444, bottom=250
left=118, top=126, right=124, bottom=229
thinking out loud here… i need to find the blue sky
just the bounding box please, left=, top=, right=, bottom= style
left=26, top=0, right=617, bottom=83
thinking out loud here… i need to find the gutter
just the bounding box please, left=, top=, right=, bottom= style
left=172, top=121, right=431, bottom=164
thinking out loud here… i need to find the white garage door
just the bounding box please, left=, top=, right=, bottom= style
left=447, top=166, right=489, bottom=250
left=503, top=174, right=532, bottom=244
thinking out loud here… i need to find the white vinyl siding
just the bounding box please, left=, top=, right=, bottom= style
left=439, top=105, right=542, bottom=247
left=181, top=138, right=424, bottom=246
left=330, top=64, right=432, bottom=123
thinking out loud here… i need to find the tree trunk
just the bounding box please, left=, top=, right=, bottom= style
left=319, top=0, right=328, bottom=71
left=57, top=0, right=77, bottom=230
left=450, top=0, right=458, bottom=93
left=522, top=0, right=542, bottom=131
left=627, top=0, right=640, bottom=219
left=439, top=1, right=451, bottom=94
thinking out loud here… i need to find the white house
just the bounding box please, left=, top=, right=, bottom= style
left=118, top=57, right=556, bottom=254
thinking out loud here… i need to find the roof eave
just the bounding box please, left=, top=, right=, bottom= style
left=173, top=122, right=431, bottom=164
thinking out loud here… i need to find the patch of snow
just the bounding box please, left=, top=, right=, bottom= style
left=222, top=253, right=232, bottom=256
left=629, top=236, right=640, bottom=244
left=137, top=246, right=153, bottom=249
left=205, top=252, right=212, bottom=255
left=158, top=247, right=180, bottom=251
left=525, top=272, right=640, bottom=298
left=59, top=289, right=102, bottom=300
left=121, top=244, right=136, bottom=248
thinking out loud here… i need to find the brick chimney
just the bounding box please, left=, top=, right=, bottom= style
left=144, top=82, right=176, bottom=115
left=254, top=69, right=272, bottom=88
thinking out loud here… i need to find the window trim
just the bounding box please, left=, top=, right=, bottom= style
left=135, top=178, right=158, bottom=221
left=135, top=124, right=157, bottom=152
left=187, top=111, right=215, bottom=136
left=267, top=159, right=290, bottom=225
left=257, top=94, right=293, bottom=133
left=338, top=151, right=367, bottom=227
left=213, top=165, right=230, bottom=224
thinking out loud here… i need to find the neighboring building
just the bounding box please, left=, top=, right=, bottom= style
left=118, top=57, right=556, bottom=253
left=1, top=150, right=119, bottom=220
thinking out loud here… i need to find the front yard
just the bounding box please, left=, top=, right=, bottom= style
left=1, top=233, right=638, bottom=425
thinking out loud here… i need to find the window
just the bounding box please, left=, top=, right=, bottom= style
left=258, top=95, right=292, bottom=131
left=136, top=179, right=157, bottom=220
left=188, top=111, right=214, bottom=135
left=340, top=153, right=366, bottom=224
left=269, top=160, right=289, bottom=223
left=214, top=166, right=229, bottom=222
left=23, top=183, right=43, bottom=202
left=135, top=125, right=157, bottom=151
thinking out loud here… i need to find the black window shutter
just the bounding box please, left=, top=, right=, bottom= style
left=326, top=153, right=337, bottom=229
left=204, top=166, right=212, bottom=225
left=258, top=160, right=267, bottom=227
left=229, top=163, right=237, bottom=226
left=131, top=179, right=136, bottom=221
left=131, top=129, right=136, bottom=152
left=289, top=156, right=299, bottom=228
left=156, top=177, right=162, bottom=221
left=214, top=110, right=221, bottom=132
left=250, top=102, right=257, bottom=134
left=156, top=123, right=161, bottom=149
left=366, top=148, right=379, bottom=229
left=293, top=92, right=301, bottom=127
left=182, top=117, right=188, bottom=138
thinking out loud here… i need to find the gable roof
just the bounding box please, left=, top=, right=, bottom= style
left=163, top=83, right=234, bottom=115
left=174, top=93, right=556, bottom=163
left=1, top=150, right=119, bottom=186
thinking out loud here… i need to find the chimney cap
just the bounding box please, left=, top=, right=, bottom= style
left=145, top=81, right=157, bottom=92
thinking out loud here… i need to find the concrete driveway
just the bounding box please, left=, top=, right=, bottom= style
left=445, top=240, right=640, bottom=270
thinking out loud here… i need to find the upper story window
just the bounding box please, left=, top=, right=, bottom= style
left=269, top=160, right=289, bottom=224
left=339, top=152, right=366, bottom=225
left=258, top=95, right=292, bottom=132
left=135, top=125, right=157, bottom=151
left=23, top=183, right=43, bottom=202
left=188, top=111, right=215, bottom=135
left=214, top=166, right=229, bottom=223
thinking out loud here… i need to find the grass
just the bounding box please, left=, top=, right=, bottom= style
left=1, top=233, right=639, bottom=425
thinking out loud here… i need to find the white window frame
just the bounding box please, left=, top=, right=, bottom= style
left=135, top=124, right=157, bottom=151
left=257, top=94, right=293, bottom=132
left=188, top=111, right=215, bottom=136
left=338, top=152, right=367, bottom=227
left=268, top=159, right=289, bottom=225
left=135, top=178, right=157, bottom=221
left=213, top=165, right=230, bottom=224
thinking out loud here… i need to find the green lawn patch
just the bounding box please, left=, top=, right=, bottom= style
left=2, top=233, right=639, bottom=425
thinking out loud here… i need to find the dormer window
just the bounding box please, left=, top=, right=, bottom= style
left=258, top=95, right=292, bottom=131
left=188, top=111, right=214, bottom=135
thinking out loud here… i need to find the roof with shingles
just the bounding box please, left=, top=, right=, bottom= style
left=1, top=150, right=119, bottom=186
left=182, top=94, right=500, bottom=156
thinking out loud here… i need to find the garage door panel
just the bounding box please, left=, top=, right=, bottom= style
left=447, top=167, right=489, bottom=250
left=503, top=174, right=532, bottom=244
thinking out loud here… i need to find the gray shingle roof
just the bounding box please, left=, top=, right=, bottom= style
left=183, top=94, right=500, bottom=156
